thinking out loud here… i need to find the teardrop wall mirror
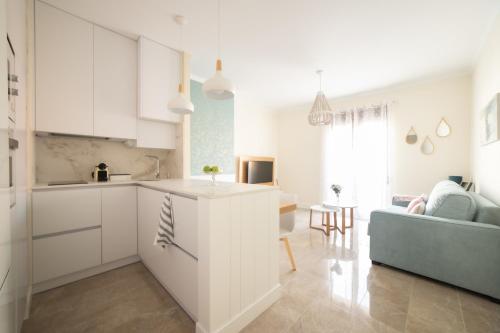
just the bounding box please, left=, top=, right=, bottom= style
left=406, top=127, right=418, bottom=144
left=436, top=118, right=451, bottom=137
left=421, top=136, right=435, bottom=155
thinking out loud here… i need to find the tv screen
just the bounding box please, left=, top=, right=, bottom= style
left=248, top=161, right=273, bottom=184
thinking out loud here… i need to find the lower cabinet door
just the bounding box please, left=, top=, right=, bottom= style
left=137, top=187, right=198, bottom=318
left=102, top=186, right=137, bottom=263
left=33, top=228, right=102, bottom=283
left=166, top=246, right=198, bottom=318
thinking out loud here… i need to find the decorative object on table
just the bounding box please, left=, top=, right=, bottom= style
left=405, top=127, right=418, bottom=144
left=480, top=93, right=499, bottom=145
left=92, top=162, right=109, bottom=182
left=460, top=181, right=474, bottom=191
left=167, top=15, right=194, bottom=114
left=330, top=184, right=342, bottom=203
left=202, top=0, right=234, bottom=100
left=203, top=165, right=222, bottom=184
left=448, top=176, right=463, bottom=184
left=420, top=136, right=434, bottom=155
left=308, top=70, right=333, bottom=126
left=436, top=118, right=451, bottom=137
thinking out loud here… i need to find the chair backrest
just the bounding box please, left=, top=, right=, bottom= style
left=280, top=211, right=295, bottom=233
left=279, top=192, right=297, bottom=234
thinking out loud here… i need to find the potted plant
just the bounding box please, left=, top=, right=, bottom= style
left=203, top=165, right=222, bottom=185
left=330, top=184, right=342, bottom=203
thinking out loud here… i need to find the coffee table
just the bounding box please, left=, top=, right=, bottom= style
left=322, top=201, right=358, bottom=234
left=309, top=205, right=337, bottom=237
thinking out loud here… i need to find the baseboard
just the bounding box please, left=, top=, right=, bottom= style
left=196, top=284, right=281, bottom=333
left=32, top=256, right=140, bottom=294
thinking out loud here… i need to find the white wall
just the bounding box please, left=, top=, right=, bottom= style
left=277, top=74, right=472, bottom=207
left=234, top=95, right=277, bottom=157
left=471, top=14, right=500, bottom=205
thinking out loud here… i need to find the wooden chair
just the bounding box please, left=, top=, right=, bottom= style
left=280, top=200, right=297, bottom=271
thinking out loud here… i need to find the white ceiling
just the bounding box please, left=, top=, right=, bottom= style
left=44, top=0, right=500, bottom=110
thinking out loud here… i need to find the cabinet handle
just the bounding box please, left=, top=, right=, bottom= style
left=8, top=88, right=18, bottom=96
left=8, top=74, right=18, bottom=82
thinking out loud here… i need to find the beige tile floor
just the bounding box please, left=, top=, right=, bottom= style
left=23, top=209, right=500, bottom=333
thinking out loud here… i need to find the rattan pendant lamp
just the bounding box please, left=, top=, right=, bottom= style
left=168, top=15, right=194, bottom=114
left=308, top=70, right=333, bottom=126
left=202, top=0, right=234, bottom=100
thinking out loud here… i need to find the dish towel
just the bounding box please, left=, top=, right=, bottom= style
left=154, top=193, right=175, bottom=248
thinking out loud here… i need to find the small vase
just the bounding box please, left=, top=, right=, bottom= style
left=211, top=173, right=216, bottom=185
left=335, top=193, right=340, bottom=204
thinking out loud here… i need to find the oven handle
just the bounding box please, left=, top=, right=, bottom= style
left=9, top=138, right=18, bottom=150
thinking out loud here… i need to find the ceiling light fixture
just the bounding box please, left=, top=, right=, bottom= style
left=168, top=15, right=194, bottom=114
left=202, top=0, right=234, bottom=100
left=308, top=70, right=333, bottom=126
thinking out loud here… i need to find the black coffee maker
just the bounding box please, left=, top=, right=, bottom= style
left=92, top=162, right=109, bottom=182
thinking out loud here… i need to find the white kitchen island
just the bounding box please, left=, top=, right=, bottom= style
left=32, top=179, right=281, bottom=333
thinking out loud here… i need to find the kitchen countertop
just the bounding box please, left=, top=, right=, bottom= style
left=32, top=179, right=277, bottom=199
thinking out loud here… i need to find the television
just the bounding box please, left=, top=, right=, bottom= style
left=247, top=161, right=274, bottom=184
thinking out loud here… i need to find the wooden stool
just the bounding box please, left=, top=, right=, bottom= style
left=309, top=205, right=337, bottom=237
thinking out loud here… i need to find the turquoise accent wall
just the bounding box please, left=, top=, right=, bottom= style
left=190, top=80, right=234, bottom=176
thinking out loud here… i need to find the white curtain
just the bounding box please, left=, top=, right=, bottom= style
left=321, top=105, right=390, bottom=220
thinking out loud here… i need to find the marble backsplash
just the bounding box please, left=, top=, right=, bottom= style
left=35, top=135, right=179, bottom=183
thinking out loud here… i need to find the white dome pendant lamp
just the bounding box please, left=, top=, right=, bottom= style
left=168, top=15, right=194, bottom=114
left=308, top=70, right=333, bottom=126
left=202, top=0, right=234, bottom=100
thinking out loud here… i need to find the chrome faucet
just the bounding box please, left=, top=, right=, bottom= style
left=145, top=155, right=160, bottom=180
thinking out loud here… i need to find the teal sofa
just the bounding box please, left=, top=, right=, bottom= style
left=369, top=181, right=500, bottom=300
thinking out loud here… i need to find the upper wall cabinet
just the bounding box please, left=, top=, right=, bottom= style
left=138, top=37, right=182, bottom=124
left=93, top=26, right=137, bottom=140
left=35, top=1, right=94, bottom=136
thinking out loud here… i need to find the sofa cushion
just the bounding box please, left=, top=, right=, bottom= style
left=409, top=201, right=426, bottom=214
left=425, top=180, right=476, bottom=221
left=469, top=192, right=500, bottom=226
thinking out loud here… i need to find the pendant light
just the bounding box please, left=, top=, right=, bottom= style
left=308, top=70, right=333, bottom=126
left=168, top=15, right=194, bottom=114
left=202, top=0, right=234, bottom=100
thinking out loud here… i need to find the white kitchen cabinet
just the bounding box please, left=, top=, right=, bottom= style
left=33, top=228, right=101, bottom=283
left=138, top=36, right=182, bottom=123
left=136, top=119, right=176, bottom=149
left=172, top=194, right=198, bottom=257
left=35, top=1, right=93, bottom=136
left=137, top=187, right=198, bottom=318
left=101, top=186, right=137, bottom=263
left=94, top=26, right=137, bottom=140
left=33, top=188, right=101, bottom=236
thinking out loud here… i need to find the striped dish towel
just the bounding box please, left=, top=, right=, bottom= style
left=154, top=193, right=175, bottom=248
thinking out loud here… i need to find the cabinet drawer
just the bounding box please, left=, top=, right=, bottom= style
left=33, top=228, right=102, bottom=283
left=33, top=188, right=101, bottom=236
